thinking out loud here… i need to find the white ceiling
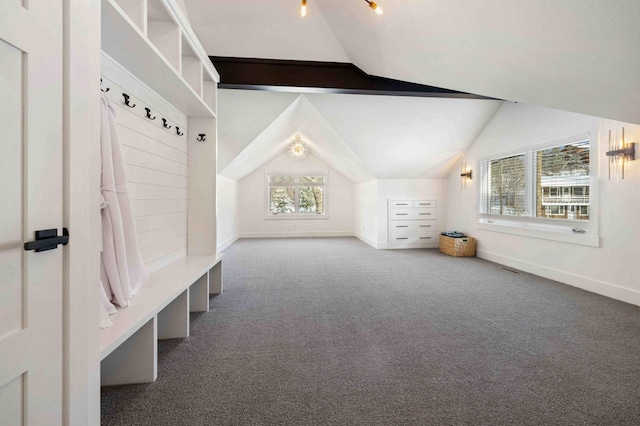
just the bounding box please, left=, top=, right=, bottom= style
left=218, top=91, right=502, bottom=182
left=185, top=0, right=636, bottom=182
left=185, top=0, right=640, bottom=124
left=184, top=0, right=349, bottom=62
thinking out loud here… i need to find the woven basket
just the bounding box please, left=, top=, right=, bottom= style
left=439, top=235, right=476, bottom=257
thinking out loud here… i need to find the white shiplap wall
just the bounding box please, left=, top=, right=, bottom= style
left=102, top=53, right=189, bottom=273
left=113, top=108, right=188, bottom=272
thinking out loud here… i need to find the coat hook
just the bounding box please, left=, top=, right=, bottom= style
left=144, top=107, right=156, bottom=120
left=100, top=78, right=110, bottom=93
left=176, top=127, right=184, bottom=136
left=122, top=93, right=136, bottom=108
left=197, top=134, right=206, bottom=142
left=162, top=118, right=172, bottom=129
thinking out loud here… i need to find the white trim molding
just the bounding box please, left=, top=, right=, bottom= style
left=477, top=249, right=640, bottom=307
left=240, top=231, right=353, bottom=239
left=477, top=220, right=600, bottom=247
left=218, top=234, right=240, bottom=252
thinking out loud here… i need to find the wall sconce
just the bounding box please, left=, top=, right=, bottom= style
left=460, top=162, right=472, bottom=189
left=607, top=127, right=636, bottom=181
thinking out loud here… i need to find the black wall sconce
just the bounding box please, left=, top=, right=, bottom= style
left=460, top=162, right=472, bottom=189
left=606, top=127, right=636, bottom=181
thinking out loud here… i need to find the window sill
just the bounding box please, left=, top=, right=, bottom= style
left=265, top=214, right=329, bottom=220
left=476, top=218, right=599, bottom=247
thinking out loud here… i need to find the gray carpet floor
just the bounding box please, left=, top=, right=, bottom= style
left=102, top=237, right=640, bottom=425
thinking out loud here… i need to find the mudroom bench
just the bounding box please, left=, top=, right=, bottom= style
left=99, top=254, right=223, bottom=386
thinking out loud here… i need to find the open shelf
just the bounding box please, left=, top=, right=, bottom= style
left=203, top=67, right=217, bottom=115
left=181, top=35, right=202, bottom=97
left=147, top=0, right=181, bottom=72
left=113, top=0, right=146, bottom=33
left=102, top=0, right=216, bottom=117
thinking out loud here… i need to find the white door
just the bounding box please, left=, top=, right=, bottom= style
left=0, top=2, right=64, bottom=425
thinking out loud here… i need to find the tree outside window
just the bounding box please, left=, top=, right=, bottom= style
left=268, top=174, right=326, bottom=216
left=480, top=138, right=590, bottom=222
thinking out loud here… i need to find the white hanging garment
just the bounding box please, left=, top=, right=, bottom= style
left=100, top=93, right=148, bottom=309
left=99, top=282, right=114, bottom=329
left=106, top=96, right=149, bottom=294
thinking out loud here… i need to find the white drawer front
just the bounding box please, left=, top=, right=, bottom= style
left=389, top=208, right=437, bottom=220
left=414, top=208, right=437, bottom=219
left=390, top=233, right=437, bottom=245
left=389, top=200, right=413, bottom=208
left=390, top=220, right=436, bottom=233
left=389, top=208, right=413, bottom=219
left=414, top=200, right=436, bottom=208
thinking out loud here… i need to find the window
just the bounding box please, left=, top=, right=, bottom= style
left=267, top=174, right=327, bottom=217
left=480, top=138, right=590, bottom=222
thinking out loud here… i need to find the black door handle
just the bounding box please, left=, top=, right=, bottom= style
left=24, top=228, right=69, bottom=252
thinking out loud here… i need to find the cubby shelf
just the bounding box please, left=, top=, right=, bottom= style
left=102, top=0, right=218, bottom=118
left=100, top=0, right=221, bottom=387
left=100, top=254, right=223, bottom=385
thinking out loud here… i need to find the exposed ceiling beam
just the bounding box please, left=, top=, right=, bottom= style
left=210, top=57, right=495, bottom=99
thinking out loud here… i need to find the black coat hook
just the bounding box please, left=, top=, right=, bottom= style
left=144, top=107, right=156, bottom=120
left=100, top=78, right=110, bottom=92
left=122, top=93, right=136, bottom=108
left=176, top=127, right=184, bottom=136
left=197, top=134, right=206, bottom=142
left=162, top=118, right=172, bottom=129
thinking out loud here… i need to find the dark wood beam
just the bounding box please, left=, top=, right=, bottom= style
left=209, top=57, right=494, bottom=99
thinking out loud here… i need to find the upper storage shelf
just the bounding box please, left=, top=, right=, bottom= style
left=102, top=0, right=219, bottom=118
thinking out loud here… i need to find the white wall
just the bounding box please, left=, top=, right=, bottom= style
left=447, top=102, right=640, bottom=305
left=239, top=152, right=355, bottom=238
left=376, top=179, right=448, bottom=248
left=354, top=179, right=378, bottom=247
left=101, top=60, right=190, bottom=274
left=217, top=175, right=240, bottom=251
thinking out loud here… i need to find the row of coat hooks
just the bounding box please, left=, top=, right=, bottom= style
left=100, top=78, right=206, bottom=142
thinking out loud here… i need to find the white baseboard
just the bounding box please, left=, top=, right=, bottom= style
left=239, top=231, right=354, bottom=239
left=354, top=233, right=390, bottom=249
left=477, top=249, right=640, bottom=307
left=217, top=234, right=240, bottom=252
left=355, top=232, right=377, bottom=248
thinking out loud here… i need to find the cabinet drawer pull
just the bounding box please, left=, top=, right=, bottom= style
left=419, top=225, right=431, bottom=228
left=419, top=203, right=431, bottom=206
left=396, top=237, right=409, bottom=240
left=395, top=213, right=409, bottom=216
left=396, top=203, right=409, bottom=206
left=396, top=225, right=409, bottom=228
left=420, top=237, right=432, bottom=240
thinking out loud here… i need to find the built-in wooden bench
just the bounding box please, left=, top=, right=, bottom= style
left=100, top=254, right=223, bottom=386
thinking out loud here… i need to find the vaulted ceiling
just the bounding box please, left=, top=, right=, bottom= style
left=183, top=0, right=638, bottom=181
left=218, top=91, right=502, bottom=182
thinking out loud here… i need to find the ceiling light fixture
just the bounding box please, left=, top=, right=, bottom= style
left=288, top=134, right=310, bottom=160
left=364, top=0, right=383, bottom=15
left=299, top=0, right=382, bottom=17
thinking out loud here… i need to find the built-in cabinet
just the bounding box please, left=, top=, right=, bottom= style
left=388, top=200, right=438, bottom=248
left=99, top=0, right=221, bottom=386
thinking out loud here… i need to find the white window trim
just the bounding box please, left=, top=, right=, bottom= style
left=477, top=131, right=599, bottom=247
left=264, top=172, right=329, bottom=220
